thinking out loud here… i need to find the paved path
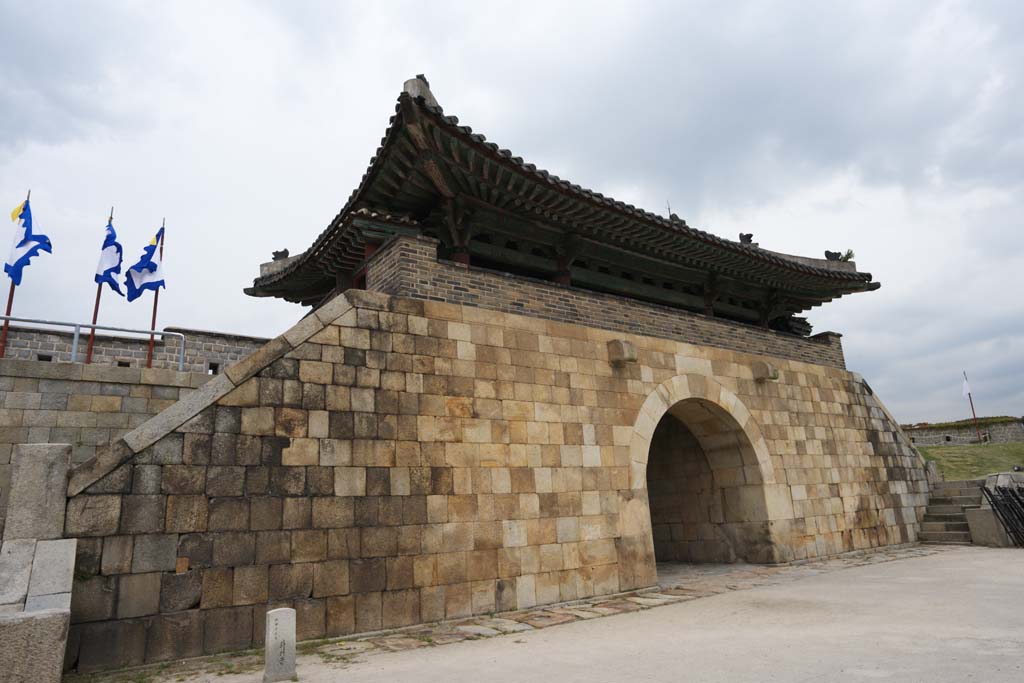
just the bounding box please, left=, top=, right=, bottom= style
left=80, top=546, right=1024, bottom=682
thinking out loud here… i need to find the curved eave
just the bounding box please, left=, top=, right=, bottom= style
left=248, top=87, right=880, bottom=303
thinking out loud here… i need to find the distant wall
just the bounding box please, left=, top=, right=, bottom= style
left=2, top=326, right=267, bottom=374
left=906, top=420, right=1024, bottom=446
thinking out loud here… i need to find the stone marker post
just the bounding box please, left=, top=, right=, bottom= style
left=264, top=607, right=296, bottom=682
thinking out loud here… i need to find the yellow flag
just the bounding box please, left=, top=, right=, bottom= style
left=10, top=200, right=24, bottom=222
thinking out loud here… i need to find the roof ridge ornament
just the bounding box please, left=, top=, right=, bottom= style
left=403, top=74, right=439, bottom=108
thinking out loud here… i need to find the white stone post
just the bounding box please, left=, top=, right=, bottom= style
left=264, top=607, right=297, bottom=682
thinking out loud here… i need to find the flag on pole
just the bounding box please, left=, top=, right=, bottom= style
left=6, top=199, right=52, bottom=285
left=125, top=227, right=165, bottom=302
left=95, top=218, right=124, bottom=295
left=962, top=377, right=971, bottom=398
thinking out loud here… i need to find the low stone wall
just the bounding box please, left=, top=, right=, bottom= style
left=2, top=325, right=267, bottom=373
left=0, top=360, right=215, bottom=536
left=906, top=420, right=1024, bottom=446
left=0, top=443, right=75, bottom=683
left=366, top=236, right=847, bottom=369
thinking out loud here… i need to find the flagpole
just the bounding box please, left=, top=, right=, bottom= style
left=0, top=189, right=30, bottom=359
left=146, top=219, right=164, bottom=369
left=85, top=206, right=113, bottom=364
left=964, top=371, right=982, bottom=442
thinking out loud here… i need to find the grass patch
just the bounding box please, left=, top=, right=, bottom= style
left=919, top=442, right=1024, bottom=480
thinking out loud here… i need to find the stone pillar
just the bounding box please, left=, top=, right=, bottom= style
left=3, top=444, right=71, bottom=542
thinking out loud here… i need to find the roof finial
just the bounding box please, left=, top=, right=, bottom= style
left=403, top=74, right=439, bottom=108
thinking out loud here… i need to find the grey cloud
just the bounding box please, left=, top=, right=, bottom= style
left=0, top=0, right=1021, bottom=424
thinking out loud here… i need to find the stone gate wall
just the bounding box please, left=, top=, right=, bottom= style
left=58, top=288, right=927, bottom=671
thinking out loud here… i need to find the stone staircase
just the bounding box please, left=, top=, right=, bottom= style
left=920, top=479, right=984, bottom=544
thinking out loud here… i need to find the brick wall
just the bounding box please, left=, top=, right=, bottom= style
left=2, top=325, right=267, bottom=373
left=59, top=289, right=926, bottom=671
left=366, top=235, right=847, bottom=369
left=0, top=360, right=216, bottom=537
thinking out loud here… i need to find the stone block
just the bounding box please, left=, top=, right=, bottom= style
left=75, top=619, right=146, bottom=672
left=354, top=591, right=382, bottom=632
left=113, top=570, right=161, bottom=618
left=312, top=560, right=349, bottom=598
left=160, top=570, right=202, bottom=612
left=67, top=440, right=134, bottom=498
left=201, top=567, right=234, bottom=608
left=99, top=536, right=133, bottom=575
left=0, top=539, right=35, bottom=606
left=0, top=609, right=70, bottom=683
left=233, top=564, right=269, bottom=605
left=131, top=534, right=179, bottom=573
left=268, top=563, right=313, bottom=600
left=209, top=498, right=250, bottom=531
left=24, top=591, right=72, bottom=611
left=165, top=495, right=208, bottom=532
left=295, top=598, right=326, bottom=640
left=3, top=443, right=71, bottom=541
left=212, top=532, right=256, bottom=566
left=28, top=538, right=77, bottom=597
left=291, top=529, right=327, bottom=563
left=256, top=531, right=292, bottom=565
left=382, top=588, right=420, bottom=628
left=312, top=497, right=353, bottom=529
left=74, top=538, right=102, bottom=576
left=65, top=495, right=122, bottom=537
left=118, top=494, right=165, bottom=534
left=282, top=437, right=318, bottom=466
left=203, top=605, right=254, bottom=654
left=145, top=610, right=203, bottom=663
left=349, top=558, right=387, bottom=594
left=207, top=465, right=245, bottom=496
left=161, top=464, right=207, bottom=494
left=325, top=595, right=355, bottom=636
left=70, top=575, right=116, bottom=622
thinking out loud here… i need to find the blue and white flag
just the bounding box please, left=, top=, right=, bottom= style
left=6, top=199, right=52, bottom=285
left=125, top=227, right=165, bottom=302
left=95, top=218, right=124, bottom=296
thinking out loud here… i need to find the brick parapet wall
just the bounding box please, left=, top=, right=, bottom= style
left=0, top=360, right=215, bottom=537
left=906, top=420, right=1024, bottom=446
left=365, top=235, right=847, bottom=369
left=1, top=325, right=267, bottom=373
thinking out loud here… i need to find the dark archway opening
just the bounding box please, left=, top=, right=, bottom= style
left=645, top=399, right=775, bottom=565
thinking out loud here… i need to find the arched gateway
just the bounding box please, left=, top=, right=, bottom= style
left=618, top=375, right=796, bottom=586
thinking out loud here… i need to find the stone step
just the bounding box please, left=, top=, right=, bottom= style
left=923, top=513, right=968, bottom=523
left=925, top=504, right=969, bottom=516
left=919, top=530, right=972, bottom=544
left=932, top=479, right=985, bottom=490
left=928, top=495, right=982, bottom=507
left=921, top=521, right=970, bottom=533
left=929, top=487, right=983, bottom=498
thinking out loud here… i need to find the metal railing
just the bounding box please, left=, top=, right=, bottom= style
left=0, top=316, right=187, bottom=371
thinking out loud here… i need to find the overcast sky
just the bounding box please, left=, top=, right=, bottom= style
left=1, top=1, right=1021, bottom=423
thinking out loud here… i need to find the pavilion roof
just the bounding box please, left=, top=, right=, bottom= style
left=247, top=77, right=879, bottom=323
